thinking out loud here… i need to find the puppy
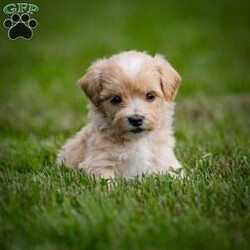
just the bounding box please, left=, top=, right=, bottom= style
left=57, top=51, right=183, bottom=178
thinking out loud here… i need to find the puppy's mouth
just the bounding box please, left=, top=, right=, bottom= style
left=130, top=128, right=144, bottom=133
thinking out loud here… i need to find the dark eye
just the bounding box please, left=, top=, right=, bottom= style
left=146, top=92, right=156, bottom=101
left=110, top=95, right=122, bottom=105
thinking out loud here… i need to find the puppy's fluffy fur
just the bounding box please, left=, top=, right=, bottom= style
left=57, top=51, right=182, bottom=178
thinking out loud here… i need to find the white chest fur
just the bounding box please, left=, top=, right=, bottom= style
left=116, top=135, right=179, bottom=177
left=117, top=139, right=152, bottom=177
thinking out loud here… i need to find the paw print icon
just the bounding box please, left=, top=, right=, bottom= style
left=3, top=13, right=38, bottom=40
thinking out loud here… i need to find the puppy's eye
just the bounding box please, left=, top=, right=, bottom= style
left=146, top=92, right=156, bottom=101
left=110, top=95, right=122, bottom=105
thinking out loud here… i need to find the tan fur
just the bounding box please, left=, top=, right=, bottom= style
left=57, top=51, right=183, bottom=178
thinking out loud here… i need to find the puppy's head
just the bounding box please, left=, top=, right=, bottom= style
left=79, top=51, right=181, bottom=139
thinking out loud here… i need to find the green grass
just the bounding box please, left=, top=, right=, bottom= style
left=0, top=0, right=249, bottom=249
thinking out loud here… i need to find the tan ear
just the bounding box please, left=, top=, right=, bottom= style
left=154, top=54, right=181, bottom=101
left=78, top=59, right=105, bottom=106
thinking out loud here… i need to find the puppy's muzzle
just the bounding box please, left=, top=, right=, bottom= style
left=128, top=114, right=145, bottom=133
left=128, top=114, right=145, bottom=127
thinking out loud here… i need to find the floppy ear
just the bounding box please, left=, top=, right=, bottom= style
left=78, top=60, right=105, bottom=106
left=154, top=54, right=181, bottom=101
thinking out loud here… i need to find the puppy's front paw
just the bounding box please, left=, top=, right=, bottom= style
left=78, top=162, right=115, bottom=179
left=168, top=167, right=186, bottom=179
left=56, top=151, right=65, bottom=167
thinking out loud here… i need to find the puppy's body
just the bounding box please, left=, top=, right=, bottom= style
left=57, top=51, right=182, bottom=178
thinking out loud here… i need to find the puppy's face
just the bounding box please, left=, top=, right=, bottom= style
left=79, top=51, right=181, bottom=139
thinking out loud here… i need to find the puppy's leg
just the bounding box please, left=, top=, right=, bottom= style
left=168, top=168, right=185, bottom=178
left=167, top=154, right=185, bottom=178
left=56, top=126, right=89, bottom=168
left=78, top=159, right=116, bottom=179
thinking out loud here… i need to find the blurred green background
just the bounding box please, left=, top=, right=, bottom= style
left=0, top=0, right=249, bottom=249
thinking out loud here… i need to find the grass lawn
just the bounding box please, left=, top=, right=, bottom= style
left=0, top=0, right=249, bottom=249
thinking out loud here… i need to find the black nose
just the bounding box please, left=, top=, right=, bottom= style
left=128, top=115, right=145, bottom=127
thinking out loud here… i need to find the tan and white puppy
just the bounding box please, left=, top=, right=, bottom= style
left=57, top=51, right=182, bottom=178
